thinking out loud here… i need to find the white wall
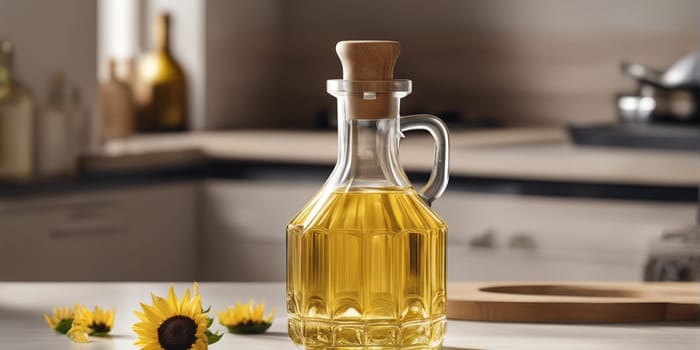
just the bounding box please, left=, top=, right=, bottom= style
left=202, top=0, right=699, bottom=128
left=0, top=0, right=97, bottom=115
left=204, top=0, right=282, bottom=129
left=4, top=1, right=696, bottom=130
left=272, top=0, right=700, bottom=127
left=97, top=0, right=140, bottom=79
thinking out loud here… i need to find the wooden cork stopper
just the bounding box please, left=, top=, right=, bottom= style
left=336, top=40, right=401, bottom=119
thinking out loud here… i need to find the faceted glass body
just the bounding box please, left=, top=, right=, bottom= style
left=287, top=82, right=448, bottom=348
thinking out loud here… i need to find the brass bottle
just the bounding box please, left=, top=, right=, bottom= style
left=134, top=13, right=187, bottom=132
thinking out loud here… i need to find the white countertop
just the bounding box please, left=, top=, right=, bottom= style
left=1, top=282, right=698, bottom=349
left=91, top=128, right=700, bottom=187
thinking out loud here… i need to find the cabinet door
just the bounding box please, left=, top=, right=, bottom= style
left=200, top=179, right=319, bottom=281
left=434, top=192, right=696, bottom=281
left=0, top=182, right=197, bottom=281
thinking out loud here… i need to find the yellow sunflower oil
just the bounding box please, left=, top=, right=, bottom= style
left=287, top=187, right=447, bottom=349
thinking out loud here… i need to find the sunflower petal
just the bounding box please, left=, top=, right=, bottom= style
left=179, top=288, right=191, bottom=316
left=167, top=285, right=179, bottom=313
left=154, top=296, right=175, bottom=319
left=67, top=324, right=90, bottom=343
left=141, top=303, right=166, bottom=324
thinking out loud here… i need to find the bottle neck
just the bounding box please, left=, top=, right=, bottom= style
left=154, top=15, right=171, bottom=54
left=47, top=74, right=68, bottom=106
left=0, top=59, right=13, bottom=98
left=329, top=100, right=411, bottom=190
left=107, top=59, right=118, bottom=81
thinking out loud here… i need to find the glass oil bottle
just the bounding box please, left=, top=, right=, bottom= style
left=287, top=40, right=450, bottom=349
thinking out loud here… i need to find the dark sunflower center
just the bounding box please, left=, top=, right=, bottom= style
left=157, top=316, right=197, bottom=350
left=90, top=322, right=111, bottom=334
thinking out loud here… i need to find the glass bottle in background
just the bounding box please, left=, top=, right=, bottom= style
left=0, top=39, right=35, bottom=182
left=36, top=73, right=76, bottom=178
left=126, top=58, right=137, bottom=90
left=100, top=58, right=134, bottom=141
left=69, top=87, right=92, bottom=154
left=134, top=12, right=187, bottom=132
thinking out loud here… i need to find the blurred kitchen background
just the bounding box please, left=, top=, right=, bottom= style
left=0, top=0, right=699, bottom=282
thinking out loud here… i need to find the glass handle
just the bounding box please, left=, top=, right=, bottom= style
left=400, top=114, right=450, bottom=205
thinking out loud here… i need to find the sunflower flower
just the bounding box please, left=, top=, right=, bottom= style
left=65, top=305, right=116, bottom=343
left=218, top=300, right=275, bottom=334
left=44, top=305, right=80, bottom=334
left=133, top=283, right=222, bottom=350
left=67, top=323, right=90, bottom=343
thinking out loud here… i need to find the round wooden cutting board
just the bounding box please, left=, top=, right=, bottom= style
left=447, top=282, right=700, bottom=323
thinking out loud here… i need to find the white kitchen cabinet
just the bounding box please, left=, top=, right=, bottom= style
left=434, top=192, right=697, bottom=281
left=0, top=182, right=197, bottom=281
left=199, top=179, right=319, bottom=281
left=200, top=179, right=697, bottom=282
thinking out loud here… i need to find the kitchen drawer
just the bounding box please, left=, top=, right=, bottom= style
left=199, top=179, right=695, bottom=282
left=0, top=182, right=197, bottom=281
left=199, top=179, right=319, bottom=281
left=447, top=247, right=639, bottom=281
left=434, top=192, right=696, bottom=281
